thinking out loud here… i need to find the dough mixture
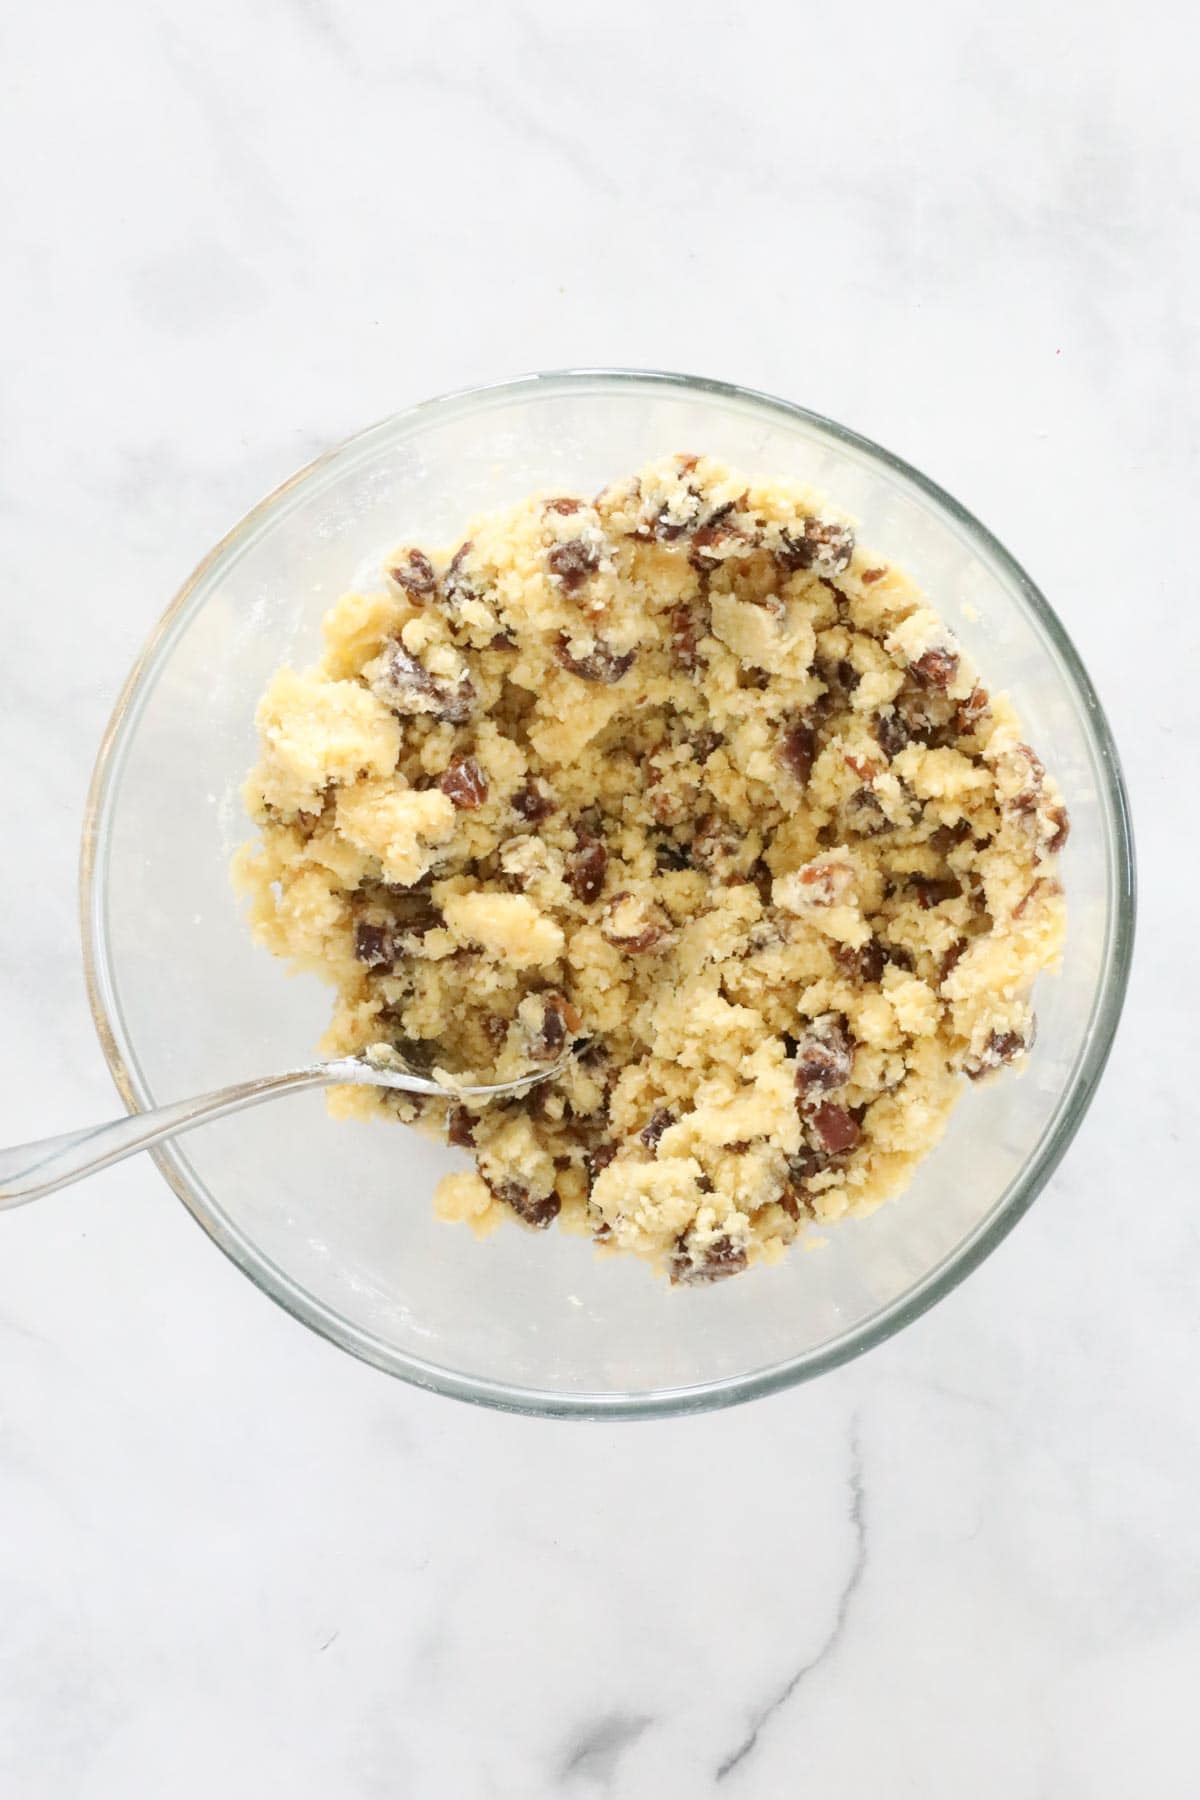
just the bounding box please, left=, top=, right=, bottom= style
left=235, top=455, right=1068, bottom=1283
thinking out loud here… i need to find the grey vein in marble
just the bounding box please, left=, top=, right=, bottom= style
left=558, top=1713, right=652, bottom=1788
left=715, top=1418, right=867, bottom=1783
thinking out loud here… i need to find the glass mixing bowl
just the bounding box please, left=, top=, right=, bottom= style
left=81, top=371, right=1135, bottom=1418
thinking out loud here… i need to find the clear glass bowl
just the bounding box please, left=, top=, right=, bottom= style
left=81, top=370, right=1135, bottom=1418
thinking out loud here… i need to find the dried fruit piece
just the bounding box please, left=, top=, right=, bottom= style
left=512, top=776, right=557, bottom=822
left=939, top=939, right=968, bottom=987
left=777, top=720, right=817, bottom=785
left=547, top=537, right=601, bottom=593
left=834, top=938, right=887, bottom=986
left=585, top=1141, right=618, bottom=1185
left=965, top=1026, right=1032, bottom=1080
left=872, top=710, right=909, bottom=760
left=442, top=541, right=478, bottom=616
left=487, top=1176, right=561, bottom=1229
left=1045, top=804, right=1070, bottom=855
left=387, top=549, right=437, bottom=598
left=520, top=990, right=582, bottom=1061
left=861, top=567, right=886, bottom=585
left=690, top=813, right=746, bottom=883
left=793, top=1016, right=854, bottom=1095
left=566, top=834, right=608, bottom=905
left=668, top=601, right=709, bottom=672
left=655, top=839, right=691, bottom=872
left=910, top=648, right=960, bottom=690
left=446, top=1105, right=476, bottom=1147
left=640, top=1109, right=674, bottom=1151
left=777, top=516, right=855, bottom=576
left=908, top=875, right=962, bottom=909
left=842, top=787, right=891, bottom=837
left=544, top=497, right=582, bottom=516
left=372, top=642, right=476, bottom=724
left=929, top=821, right=973, bottom=854
left=687, top=501, right=739, bottom=569
left=439, top=756, right=489, bottom=810
left=781, top=857, right=855, bottom=908
left=806, top=1102, right=862, bottom=1155
left=601, top=892, right=671, bottom=953
left=554, top=634, right=636, bottom=684
left=669, top=1234, right=748, bottom=1286
left=353, top=921, right=394, bottom=967
left=954, top=685, right=990, bottom=734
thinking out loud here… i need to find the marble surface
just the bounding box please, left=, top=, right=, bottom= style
left=0, top=2, right=1192, bottom=1793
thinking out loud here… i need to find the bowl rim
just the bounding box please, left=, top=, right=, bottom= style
left=79, top=367, right=1137, bottom=1420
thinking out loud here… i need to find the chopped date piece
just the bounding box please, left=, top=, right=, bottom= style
left=547, top=536, right=601, bottom=592
left=793, top=858, right=855, bottom=907
left=1009, top=743, right=1047, bottom=816
left=908, top=875, right=962, bottom=909
left=910, top=647, right=960, bottom=690
left=482, top=1012, right=511, bottom=1048
left=872, top=709, right=909, bottom=760
left=440, top=540, right=497, bottom=626
left=512, top=776, right=557, bottom=822
left=601, top=892, right=671, bottom=954
left=861, top=567, right=887, bottom=584
left=566, top=834, right=608, bottom=905
left=640, top=1109, right=674, bottom=1151
left=1045, top=803, right=1070, bottom=855
left=687, top=501, right=739, bottom=568
left=1012, top=877, right=1054, bottom=919
left=954, top=684, right=990, bottom=733
left=929, top=821, right=973, bottom=853
left=842, top=788, right=891, bottom=837
left=523, top=990, right=583, bottom=1061
left=446, top=1105, right=476, bottom=1148
left=939, top=938, right=968, bottom=987
left=645, top=486, right=702, bottom=541
left=439, top=756, right=489, bottom=810
left=965, top=1027, right=1032, bottom=1081
left=777, top=516, right=855, bottom=576
left=787, top=1144, right=836, bottom=1186
left=835, top=938, right=887, bottom=985
left=669, top=1233, right=748, bottom=1286
left=805, top=1101, right=862, bottom=1156
left=390, top=893, right=443, bottom=940
left=793, top=1016, right=854, bottom=1095
left=655, top=838, right=692, bottom=872
left=554, top=634, right=636, bottom=684
left=387, top=548, right=437, bottom=598
left=544, top=496, right=582, bottom=515
left=690, top=813, right=744, bottom=882
left=487, top=1177, right=561, bottom=1229
left=777, top=1186, right=808, bottom=1222
left=668, top=601, right=709, bottom=672
left=585, top=1140, right=618, bottom=1184
left=778, top=719, right=817, bottom=785
left=374, top=643, right=476, bottom=724
left=353, top=920, right=394, bottom=967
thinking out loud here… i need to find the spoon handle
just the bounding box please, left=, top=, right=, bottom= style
left=0, top=1066, right=338, bottom=1208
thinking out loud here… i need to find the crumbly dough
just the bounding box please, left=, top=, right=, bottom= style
left=234, top=455, right=1068, bottom=1284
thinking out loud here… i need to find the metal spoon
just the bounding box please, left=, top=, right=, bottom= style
left=0, top=1050, right=573, bottom=1210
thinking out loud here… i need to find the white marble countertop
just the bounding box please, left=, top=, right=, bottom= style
left=1, top=3, right=1191, bottom=1794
